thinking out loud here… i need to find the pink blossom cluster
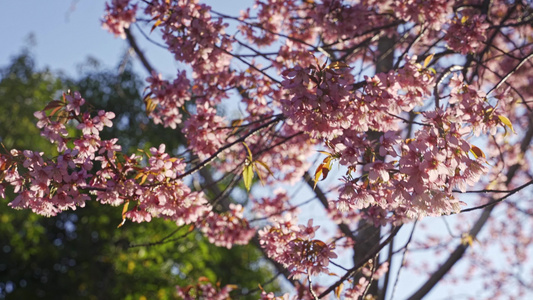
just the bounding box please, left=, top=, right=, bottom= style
left=259, top=218, right=337, bottom=279
left=176, top=279, right=235, bottom=300
left=282, top=57, right=434, bottom=140
left=281, top=62, right=356, bottom=139
left=322, top=68, right=498, bottom=221
left=4, top=148, right=91, bottom=217
left=334, top=114, right=489, bottom=222
left=312, top=0, right=389, bottom=44
left=2, top=91, right=113, bottom=216
left=448, top=74, right=500, bottom=135
left=239, top=0, right=298, bottom=47
left=392, top=0, right=452, bottom=31
left=145, top=71, right=191, bottom=129
left=260, top=291, right=292, bottom=300
left=198, top=204, right=255, bottom=249
left=144, top=0, right=234, bottom=90
left=0, top=92, right=210, bottom=226
left=97, top=144, right=211, bottom=226
left=102, top=0, right=138, bottom=39
left=360, top=59, right=434, bottom=131
left=253, top=188, right=295, bottom=220
left=182, top=101, right=232, bottom=159
left=445, top=13, right=489, bottom=55
left=342, top=262, right=388, bottom=299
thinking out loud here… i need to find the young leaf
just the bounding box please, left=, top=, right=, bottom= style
left=252, top=162, right=266, bottom=186
left=243, top=163, right=254, bottom=192
left=118, top=201, right=130, bottom=228
left=423, top=53, right=434, bottom=68
left=314, top=164, right=324, bottom=189
left=151, top=18, right=162, bottom=33
left=231, top=119, right=243, bottom=134
left=335, top=282, right=344, bottom=299
left=43, top=100, right=65, bottom=111
left=470, top=145, right=486, bottom=159
left=242, top=142, right=253, bottom=160
left=461, top=233, right=474, bottom=247
left=231, top=119, right=244, bottom=127
left=313, top=162, right=331, bottom=189
left=318, top=150, right=333, bottom=156
left=49, top=105, right=63, bottom=117
left=139, top=173, right=148, bottom=185
left=144, top=96, right=157, bottom=116
left=255, top=160, right=275, bottom=178
left=321, top=165, right=330, bottom=181
left=498, top=115, right=516, bottom=134
left=327, top=61, right=350, bottom=70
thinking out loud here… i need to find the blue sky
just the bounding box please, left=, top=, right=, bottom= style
left=0, top=0, right=195, bottom=78
left=0, top=0, right=250, bottom=78
left=1, top=1, right=125, bottom=75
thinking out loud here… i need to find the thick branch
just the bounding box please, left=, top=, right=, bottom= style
left=303, top=172, right=356, bottom=242
left=124, top=27, right=154, bottom=74
left=318, top=226, right=402, bottom=299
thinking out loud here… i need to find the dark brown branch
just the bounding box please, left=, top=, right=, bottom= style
left=459, top=181, right=533, bottom=213
left=394, top=25, right=426, bottom=70
left=303, top=172, right=356, bottom=242
left=318, top=226, right=402, bottom=299
left=407, top=205, right=494, bottom=300
left=389, top=222, right=417, bottom=300
left=124, top=27, right=155, bottom=74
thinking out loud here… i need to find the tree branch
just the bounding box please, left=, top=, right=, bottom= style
left=318, top=226, right=402, bottom=299
left=124, top=27, right=298, bottom=288
left=407, top=112, right=533, bottom=299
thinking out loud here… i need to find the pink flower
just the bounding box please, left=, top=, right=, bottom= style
left=445, top=14, right=489, bottom=55
left=65, top=91, right=85, bottom=115
left=102, top=0, right=137, bottom=39
left=364, top=161, right=392, bottom=183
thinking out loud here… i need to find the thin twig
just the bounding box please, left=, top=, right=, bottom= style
left=389, top=222, right=417, bottom=300
left=460, top=179, right=533, bottom=213
left=486, top=52, right=533, bottom=97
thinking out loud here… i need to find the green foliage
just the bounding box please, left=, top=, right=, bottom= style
left=0, top=53, right=278, bottom=299
left=0, top=51, right=62, bottom=153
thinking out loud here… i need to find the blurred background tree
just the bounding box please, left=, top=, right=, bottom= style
left=0, top=51, right=278, bottom=300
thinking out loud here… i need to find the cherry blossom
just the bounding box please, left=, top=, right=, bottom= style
left=3, top=0, right=533, bottom=299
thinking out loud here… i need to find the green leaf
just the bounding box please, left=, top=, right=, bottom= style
left=243, top=163, right=254, bottom=192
